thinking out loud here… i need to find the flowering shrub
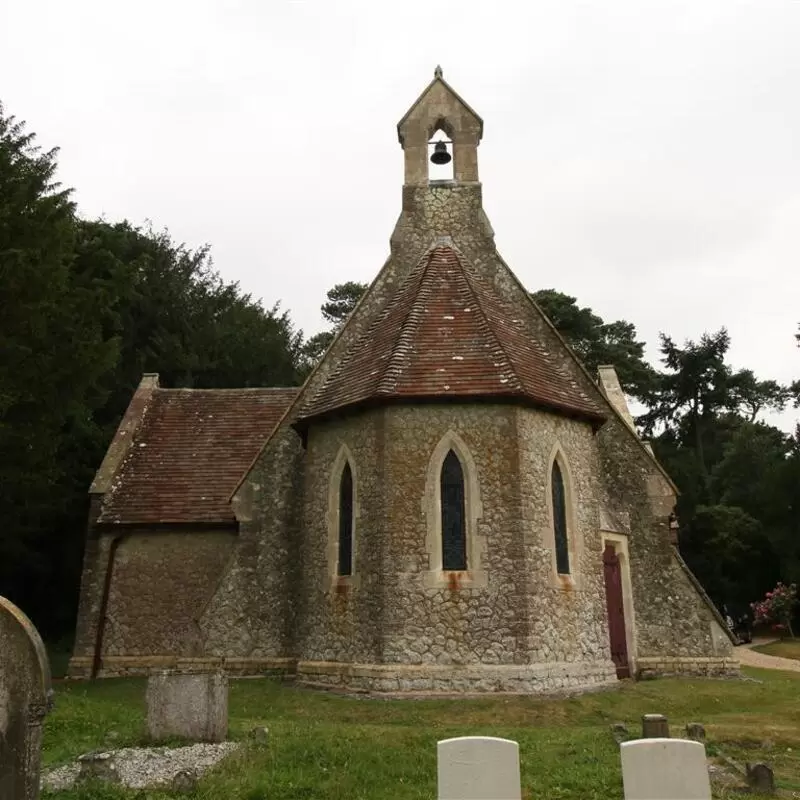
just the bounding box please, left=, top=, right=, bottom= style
left=751, top=582, right=797, bottom=638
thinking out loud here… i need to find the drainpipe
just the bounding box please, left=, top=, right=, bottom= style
left=91, top=533, right=127, bottom=680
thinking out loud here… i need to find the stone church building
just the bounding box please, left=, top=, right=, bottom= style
left=69, top=70, right=737, bottom=692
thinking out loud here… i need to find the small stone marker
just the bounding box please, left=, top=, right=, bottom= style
left=746, top=762, right=775, bottom=795
left=685, top=723, right=705, bottom=742
left=146, top=671, right=228, bottom=743
left=642, top=713, right=670, bottom=738
left=77, top=752, right=120, bottom=784
left=437, top=736, right=521, bottom=800
left=621, top=738, right=711, bottom=800
left=171, top=768, right=198, bottom=793
left=0, top=595, right=53, bottom=800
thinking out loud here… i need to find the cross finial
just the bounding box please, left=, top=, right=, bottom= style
left=434, top=65, right=443, bottom=79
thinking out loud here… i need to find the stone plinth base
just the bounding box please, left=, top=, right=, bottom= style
left=146, top=672, right=228, bottom=743
left=67, top=655, right=294, bottom=679
left=635, top=656, right=740, bottom=679
left=295, top=659, right=619, bottom=695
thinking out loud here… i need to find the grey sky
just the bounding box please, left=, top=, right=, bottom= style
left=2, top=0, right=798, bottom=430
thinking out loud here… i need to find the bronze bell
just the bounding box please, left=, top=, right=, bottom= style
left=430, top=141, right=452, bottom=165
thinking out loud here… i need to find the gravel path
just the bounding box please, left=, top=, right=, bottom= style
left=42, top=741, right=240, bottom=791
left=736, top=640, right=800, bottom=673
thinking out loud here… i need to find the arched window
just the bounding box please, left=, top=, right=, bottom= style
left=552, top=461, right=570, bottom=574
left=440, top=450, right=466, bottom=570
left=338, top=462, right=354, bottom=576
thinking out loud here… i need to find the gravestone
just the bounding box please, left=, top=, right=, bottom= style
left=437, top=736, right=521, bottom=800
left=745, top=762, right=775, bottom=795
left=77, top=752, right=120, bottom=784
left=0, top=596, right=52, bottom=800
left=621, top=738, right=711, bottom=800
left=146, top=671, right=228, bottom=742
left=642, top=714, right=670, bottom=738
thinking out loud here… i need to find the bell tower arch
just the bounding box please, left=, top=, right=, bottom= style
left=397, top=66, right=483, bottom=186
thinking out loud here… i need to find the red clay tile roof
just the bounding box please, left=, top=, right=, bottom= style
left=98, top=387, right=297, bottom=525
left=298, top=246, right=605, bottom=423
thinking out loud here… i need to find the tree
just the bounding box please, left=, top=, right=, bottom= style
left=74, top=220, right=302, bottom=423
left=300, top=281, right=368, bottom=374
left=641, top=329, right=795, bottom=612
left=321, top=281, right=368, bottom=328
left=531, top=290, right=657, bottom=401
left=0, top=104, right=118, bottom=633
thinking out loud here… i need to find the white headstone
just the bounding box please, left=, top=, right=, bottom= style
left=621, top=738, right=711, bottom=800
left=437, top=736, right=521, bottom=800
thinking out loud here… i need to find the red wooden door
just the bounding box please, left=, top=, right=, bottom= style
left=603, top=543, right=631, bottom=679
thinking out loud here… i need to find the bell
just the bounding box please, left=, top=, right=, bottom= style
left=430, top=141, right=452, bottom=165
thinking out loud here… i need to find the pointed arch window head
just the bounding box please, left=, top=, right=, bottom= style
left=552, top=461, right=570, bottom=575
left=338, top=462, right=354, bottom=577
left=440, top=449, right=467, bottom=570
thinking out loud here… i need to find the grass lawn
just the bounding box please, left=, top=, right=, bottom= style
left=42, top=667, right=800, bottom=799
left=752, top=638, right=800, bottom=661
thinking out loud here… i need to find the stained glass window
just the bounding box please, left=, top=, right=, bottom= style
left=552, top=461, right=570, bottom=574
left=338, top=463, right=353, bottom=576
left=441, top=450, right=467, bottom=570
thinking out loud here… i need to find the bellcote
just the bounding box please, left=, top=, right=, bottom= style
left=397, top=67, right=483, bottom=186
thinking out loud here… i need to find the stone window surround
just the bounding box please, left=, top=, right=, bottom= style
left=324, top=444, right=361, bottom=591
left=422, top=431, right=487, bottom=589
left=600, top=531, right=637, bottom=676
left=543, top=444, right=582, bottom=591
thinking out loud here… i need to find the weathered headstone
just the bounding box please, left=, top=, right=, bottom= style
left=621, top=738, right=711, bottom=800
left=685, top=723, right=705, bottom=742
left=746, top=762, right=775, bottom=795
left=146, top=671, right=228, bottom=743
left=437, top=736, right=521, bottom=800
left=77, top=752, right=120, bottom=784
left=171, top=768, right=198, bottom=793
left=642, top=714, right=670, bottom=738
left=0, top=596, right=52, bottom=800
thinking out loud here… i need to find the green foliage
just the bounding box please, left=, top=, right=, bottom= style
left=299, top=281, right=367, bottom=374
left=531, top=289, right=657, bottom=401
left=320, top=280, right=368, bottom=328
left=0, top=103, right=303, bottom=637
left=0, top=104, right=119, bottom=633
left=645, top=330, right=797, bottom=613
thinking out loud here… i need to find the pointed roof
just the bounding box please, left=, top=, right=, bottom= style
left=397, top=66, right=484, bottom=144
left=297, top=245, right=605, bottom=424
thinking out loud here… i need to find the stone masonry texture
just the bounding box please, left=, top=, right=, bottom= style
left=69, top=69, right=736, bottom=691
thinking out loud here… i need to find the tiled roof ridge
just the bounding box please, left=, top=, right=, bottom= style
left=449, top=249, right=524, bottom=394
left=299, top=244, right=435, bottom=410
left=458, top=257, right=597, bottom=412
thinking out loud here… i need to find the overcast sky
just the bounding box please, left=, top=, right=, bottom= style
left=2, top=0, right=798, bottom=430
